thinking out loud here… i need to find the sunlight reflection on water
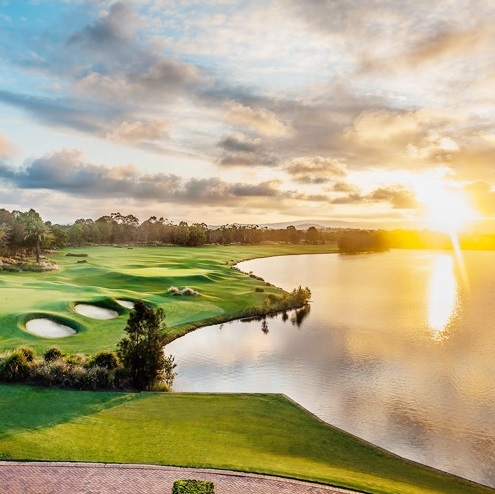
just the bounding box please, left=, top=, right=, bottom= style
left=428, top=255, right=457, bottom=340
left=168, top=250, right=495, bottom=487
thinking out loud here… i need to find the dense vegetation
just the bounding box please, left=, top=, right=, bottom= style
left=0, top=303, right=177, bottom=391
left=3, top=207, right=495, bottom=262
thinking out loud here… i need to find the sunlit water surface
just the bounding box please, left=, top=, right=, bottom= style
left=167, top=250, right=495, bottom=487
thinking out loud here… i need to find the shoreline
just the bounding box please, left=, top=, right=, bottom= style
left=165, top=248, right=334, bottom=343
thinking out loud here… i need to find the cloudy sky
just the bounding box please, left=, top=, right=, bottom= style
left=1, top=0, right=495, bottom=229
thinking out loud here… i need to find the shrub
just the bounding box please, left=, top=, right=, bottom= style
left=64, top=353, right=87, bottom=367
left=255, top=287, right=264, bottom=292
left=0, top=351, right=31, bottom=383
left=66, top=253, right=88, bottom=257
left=17, top=346, right=36, bottom=362
left=87, top=350, right=119, bottom=370
left=172, top=480, right=215, bottom=494
left=179, top=287, right=199, bottom=296
left=168, top=286, right=200, bottom=296
left=267, top=293, right=282, bottom=303
left=44, top=346, right=62, bottom=362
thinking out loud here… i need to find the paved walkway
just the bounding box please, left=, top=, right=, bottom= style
left=0, top=462, right=362, bottom=494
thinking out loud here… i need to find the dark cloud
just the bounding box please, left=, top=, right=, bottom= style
left=216, top=133, right=279, bottom=167
left=217, top=152, right=279, bottom=167
left=286, top=156, right=347, bottom=184
left=218, top=133, right=261, bottom=153
left=67, top=2, right=136, bottom=50
left=0, top=90, right=113, bottom=134
left=0, top=150, right=285, bottom=206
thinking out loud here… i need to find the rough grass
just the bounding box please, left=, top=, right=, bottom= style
left=0, top=385, right=491, bottom=494
left=0, top=245, right=336, bottom=354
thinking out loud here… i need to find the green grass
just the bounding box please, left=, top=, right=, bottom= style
left=0, top=244, right=336, bottom=354
left=0, top=386, right=491, bottom=494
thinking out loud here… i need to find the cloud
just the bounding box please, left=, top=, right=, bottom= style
left=0, top=90, right=110, bottom=134
left=67, top=2, right=137, bottom=50
left=216, top=133, right=279, bottom=167
left=0, top=131, right=15, bottom=158
left=400, top=25, right=495, bottom=67
left=224, top=101, right=292, bottom=137
left=366, top=185, right=418, bottom=209
left=330, top=184, right=418, bottom=210
left=0, top=150, right=287, bottom=206
left=106, top=119, right=170, bottom=144
left=286, top=156, right=347, bottom=184
left=346, top=110, right=423, bottom=145
left=218, top=133, right=261, bottom=153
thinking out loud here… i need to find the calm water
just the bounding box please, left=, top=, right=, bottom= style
left=167, top=250, right=495, bottom=487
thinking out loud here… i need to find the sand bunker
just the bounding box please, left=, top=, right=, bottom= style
left=26, top=318, right=76, bottom=338
left=116, top=299, right=135, bottom=309
left=74, top=304, right=119, bottom=320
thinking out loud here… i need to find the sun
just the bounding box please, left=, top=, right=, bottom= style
left=415, top=181, right=477, bottom=235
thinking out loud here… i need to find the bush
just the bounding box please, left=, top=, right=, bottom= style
left=64, top=353, right=87, bottom=367
left=17, top=346, right=36, bottom=362
left=255, top=287, right=264, bottom=292
left=168, top=286, right=200, bottom=296
left=87, top=350, right=119, bottom=370
left=172, top=480, right=215, bottom=494
left=0, top=351, right=31, bottom=383
left=44, top=346, right=62, bottom=362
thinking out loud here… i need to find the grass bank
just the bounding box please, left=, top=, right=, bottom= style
left=0, top=385, right=491, bottom=494
left=0, top=244, right=336, bottom=354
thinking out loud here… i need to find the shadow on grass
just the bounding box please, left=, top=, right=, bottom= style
left=0, top=384, right=144, bottom=440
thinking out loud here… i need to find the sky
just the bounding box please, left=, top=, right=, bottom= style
left=1, top=0, right=495, bottom=229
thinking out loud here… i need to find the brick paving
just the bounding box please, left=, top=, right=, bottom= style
left=0, top=462, right=362, bottom=494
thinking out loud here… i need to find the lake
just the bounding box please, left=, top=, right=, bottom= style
left=167, top=250, right=495, bottom=487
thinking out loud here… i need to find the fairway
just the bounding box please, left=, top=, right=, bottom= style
left=0, top=244, right=336, bottom=354
left=0, top=385, right=491, bottom=494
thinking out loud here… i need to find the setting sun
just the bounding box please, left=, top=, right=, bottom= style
left=415, top=181, right=477, bottom=234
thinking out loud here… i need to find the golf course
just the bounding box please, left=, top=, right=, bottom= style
left=0, top=245, right=492, bottom=493
left=0, top=244, right=335, bottom=354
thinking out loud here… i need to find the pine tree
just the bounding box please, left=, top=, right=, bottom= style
left=117, top=301, right=176, bottom=391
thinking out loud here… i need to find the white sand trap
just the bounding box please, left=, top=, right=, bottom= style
left=74, top=304, right=119, bottom=320
left=116, top=299, right=135, bottom=310
left=26, top=318, right=76, bottom=338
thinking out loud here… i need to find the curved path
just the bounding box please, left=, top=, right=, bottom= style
left=0, top=462, right=362, bottom=494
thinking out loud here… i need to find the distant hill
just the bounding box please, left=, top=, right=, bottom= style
left=259, top=220, right=353, bottom=230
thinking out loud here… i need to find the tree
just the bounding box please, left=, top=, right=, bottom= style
left=21, top=209, right=53, bottom=263
left=306, top=226, right=320, bottom=244
left=117, top=301, right=176, bottom=391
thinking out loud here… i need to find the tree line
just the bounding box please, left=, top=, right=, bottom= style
left=0, top=208, right=331, bottom=258
left=4, top=207, right=495, bottom=259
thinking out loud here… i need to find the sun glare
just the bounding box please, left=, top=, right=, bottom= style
left=415, top=181, right=476, bottom=235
